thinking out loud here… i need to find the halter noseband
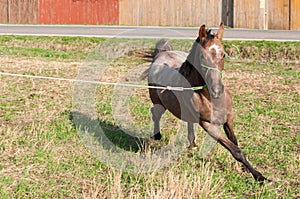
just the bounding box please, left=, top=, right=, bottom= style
left=201, top=64, right=223, bottom=79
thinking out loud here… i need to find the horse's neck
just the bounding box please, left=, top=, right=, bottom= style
left=179, top=60, right=206, bottom=87
left=187, top=66, right=206, bottom=87
left=179, top=40, right=205, bottom=85
left=178, top=60, right=193, bottom=77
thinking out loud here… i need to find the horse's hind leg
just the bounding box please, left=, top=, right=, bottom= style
left=150, top=104, right=165, bottom=140
left=188, top=122, right=197, bottom=149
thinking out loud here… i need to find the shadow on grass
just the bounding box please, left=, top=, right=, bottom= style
left=69, top=111, right=148, bottom=153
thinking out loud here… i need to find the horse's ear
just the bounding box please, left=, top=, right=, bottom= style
left=199, top=24, right=206, bottom=43
left=216, top=22, right=224, bottom=40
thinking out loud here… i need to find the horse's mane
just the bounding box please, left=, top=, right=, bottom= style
left=179, top=29, right=215, bottom=77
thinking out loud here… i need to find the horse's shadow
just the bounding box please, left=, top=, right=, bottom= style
left=69, top=111, right=148, bottom=153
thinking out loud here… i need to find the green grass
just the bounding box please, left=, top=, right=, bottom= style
left=0, top=35, right=299, bottom=198
left=0, top=35, right=106, bottom=61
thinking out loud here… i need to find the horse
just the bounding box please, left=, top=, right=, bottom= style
left=146, top=23, right=268, bottom=182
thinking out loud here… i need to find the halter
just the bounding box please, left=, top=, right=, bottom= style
left=201, top=64, right=223, bottom=79
left=196, top=44, right=240, bottom=89
left=195, top=51, right=223, bottom=83
left=189, top=64, right=222, bottom=91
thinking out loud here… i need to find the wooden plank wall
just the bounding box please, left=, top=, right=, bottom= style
left=234, top=0, right=261, bottom=29
left=222, top=0, right=233, bottom=27
left=234, top=0, right=300, bottom=30
left=291, top=0, right=300, bottom=30
left=119, top=0, right=223, bottom=27
left=38, top=0, right=119, bottom=25
left=0, top=0, right=299, bottom=30
left=0, top=0, right=8, bottom=23
left=0, top=0, right=38, bottom=24
left=267, top=0, right=289, bottom=30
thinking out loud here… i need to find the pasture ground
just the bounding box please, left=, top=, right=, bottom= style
left=0, top=36, right=299, bottom=198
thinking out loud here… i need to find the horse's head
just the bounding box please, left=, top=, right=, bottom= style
left=194, top=23, right=225, bottom=99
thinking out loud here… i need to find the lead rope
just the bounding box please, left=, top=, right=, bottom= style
left=0, top=72, right=205, bottom=92
left=225, top=44, right=240, bottom=60
left=0, top=45, right=240, bottom=93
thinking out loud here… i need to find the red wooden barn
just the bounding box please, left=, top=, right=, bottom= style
left=38, top=0, right=119, bottom=25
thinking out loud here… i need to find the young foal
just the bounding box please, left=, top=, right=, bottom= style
left=147, top=23, right=267, bottom=182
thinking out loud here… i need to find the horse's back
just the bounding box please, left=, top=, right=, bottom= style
left=153, top=51, right=187, bottom=69
left=149, top=50, right=188, bottom=87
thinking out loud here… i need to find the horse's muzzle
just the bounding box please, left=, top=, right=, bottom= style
left=211, top=83, right=224, bottom=99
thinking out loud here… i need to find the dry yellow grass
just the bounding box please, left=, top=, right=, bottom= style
left=0, top=37, right=299, bottom=198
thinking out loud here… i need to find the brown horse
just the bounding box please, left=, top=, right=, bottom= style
left=147, top=23, right=268, bottom=182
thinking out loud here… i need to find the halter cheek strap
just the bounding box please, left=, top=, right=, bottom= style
left=191, top=56, right=223, bottom=91
left=201, top=64, right=223, bottom=79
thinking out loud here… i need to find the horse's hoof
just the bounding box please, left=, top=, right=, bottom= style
left=187, top=143, right=197, bottom=150
left=151, top=132, right=162, bottom=140
left=256, top=175, right=270, bottom=185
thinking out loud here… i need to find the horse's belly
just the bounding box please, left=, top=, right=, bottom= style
left=158, top=90, right=228, bottom=125
left=159, top=90, right=201, bottom=123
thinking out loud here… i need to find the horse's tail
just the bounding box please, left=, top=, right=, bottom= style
left=140, top=40, right=173, bottom=80
left=152, top=39, right=173, bottom=58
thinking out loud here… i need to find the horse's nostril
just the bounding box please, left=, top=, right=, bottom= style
left=211, top=84, right=224, bottom=98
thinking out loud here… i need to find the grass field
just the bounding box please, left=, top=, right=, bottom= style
left=0, top=35, right=299, bottom=198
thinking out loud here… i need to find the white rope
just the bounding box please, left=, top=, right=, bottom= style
left=0, top=72, right=196, bottom=91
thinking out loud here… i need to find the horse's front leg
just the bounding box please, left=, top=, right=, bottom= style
left=223, top=113, right=238, bottom=146
left=188, top=122, right=197, bottom=149
left=224, top=114, right=251, bottom=172
left=150, top=104, right=165, bottom=140
left=200, top=121, right=268, bottom=182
